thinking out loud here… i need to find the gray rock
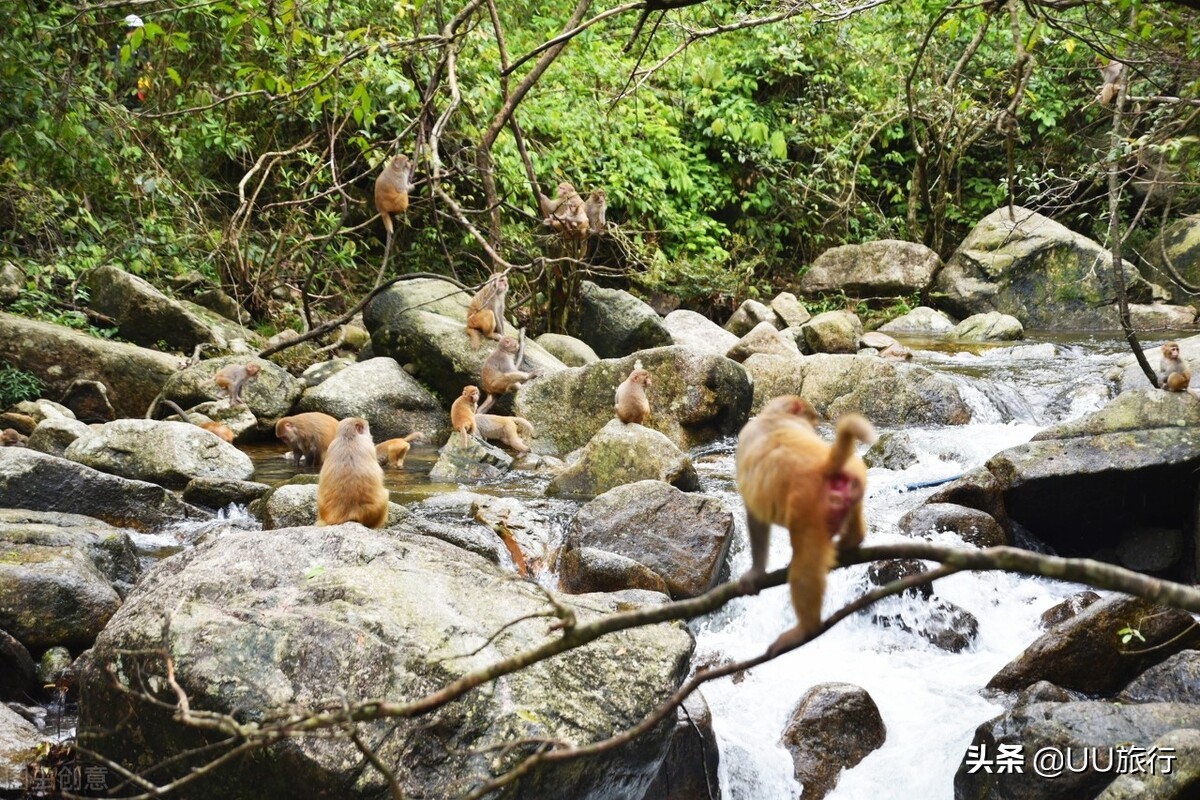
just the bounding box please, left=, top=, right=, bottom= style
left=770, top=292, right=811, bottom=328
left=800, top=239, right=941, bottom=295
left=1118, top=651, right=1200, bottom=704
left=0, top=629, right=35, bottom=700
left=26, top=416, right=92, bottom=457
left=182, top=477, right=271, bottom=510
left=663, top=310, right=741, bottom=356
left=0, top=261, right=22, bottom=304
left=859, top=331, right=900, bottom=350
left=58, top=378, right=116, bottom=422
left=1142, top=213, right=1200, bottom=295
left=429, top=434, right=513, bottom=483
left=558, top=547, right=670, bottom=594
left=725, top=321, right=799, bottom=363
left=11, top=399, right=75, bottom=422
left=299, top=357, right=354, bottom=388
left=800, top=310, right=863, bottom=354
left=535, top=333, right=599, bottom=366
left=161, top=356, right=301, bottom=423
left=515, top=347, right=752, bottom=456
left=1096, top=728, right=1200, bottom=800
left=781, top=682, right=886, bottom=800
left=78, top=526, right=694, bottom=799
left=0, top=311, right=180, bottom=417
left=561, top=481, right=733, bottom=598
left=863, top=430, right=919, bottom=470
left=950, top=311, right=1024, bottom=341
left=568, top=281, right=674, bottom=358
left=873, top=597, right=979, bottom=653
left=898, top=503, right=1008, bottom=548
left=1128, top=302, right=1196, bottom=329
left=65, top=419, right=253, bottom=487
left=546, top=420, right=699, bottom=499
left=0, top=704, right=41, bottom=791
left=0, top=448, right=209, bottom=530
left=724, top=299, right=780, bottom=337
left=1116, top=526, right=1183, bottom=572
left=642, top=692, right=721, bottom=800
left=296, top=357, right=442, bottom=440
left=878, top=306, right=956, bottom=333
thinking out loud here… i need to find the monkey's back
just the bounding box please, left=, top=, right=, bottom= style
left=736, top=418, right=830, bottom=528
left=317, top=426, right=388, bottom=528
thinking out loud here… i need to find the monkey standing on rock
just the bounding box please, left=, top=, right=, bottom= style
left=276, top=412, right=339, bottom=467
left=1157, top=341, right=1191, bottom=391
left=450, top=386, right=480, bottom=446
left=316, top=417, right=389, bottom=528
left=215, top=363, right=260, bottom=406
left=735, top=395, right=875, bottom=656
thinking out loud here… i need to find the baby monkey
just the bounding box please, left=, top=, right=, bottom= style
left=1, top=428, right=28, bottom=447
left=215, top=363, right=261, bottom=406
left=1157, top=341, right=1191, bottom=392
left=736, top=395, right=875, bottom=655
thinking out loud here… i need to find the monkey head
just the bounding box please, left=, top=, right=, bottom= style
left=760, top=394, right=820, bottom=425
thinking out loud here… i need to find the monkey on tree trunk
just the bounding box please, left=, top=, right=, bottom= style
left=316, top=417, right=389, bottom=528
left=374, top=153, right=414, bottom=281
left=466, top=273, right=509, bottom=349
left=478, top=334, right=540, bottom=414
left=735, top=395, right=875, bottom=656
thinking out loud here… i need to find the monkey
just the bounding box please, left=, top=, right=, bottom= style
left=375, top=431, right=424, bottom=468
left=160, top=399, right=236, bottom=443
left=542, top=181, right=589, bottom=241
left=735, top=395, right=876, bottom=655
left=475, top=413, right=534, bottom=452
left=450, top=385, right=480, bottom=446
left=316, top=416, right=389, bottom=528
left=477, top=334, right=541, bottom=414
left=275, top=412, right=340, bottom=467
left=1097, top=58, right=1125, bottom=106
left=1, top=428, right=27, bottom=447
left=214, top=363, right=261, bottom=406
left=614, top=368, right=652, bottom=424
left=585, top=189, right=607, bottom=234
left=1157, top=341, right=1191, bottom=391
left=374, top=153, right=415, bottom=280
left=465, top=273, right=508, bottom=349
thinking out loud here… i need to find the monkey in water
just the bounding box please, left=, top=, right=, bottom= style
left=1, top=428, right=27, bottom=447
left=1157, top=341, right=1191, bottom=391
left=478, top=335, right=540, bottom=414
left=316, top=416, right=389, bottom=528
left=466, top=273, right=508, bottom=349
left=215, top=363, right=261, bottom=406
left=374, top=153, right=415, bottom=278
left=375, top=431, right=424, bottom=468
left=475, top=413, right=534, bottom=452
left=160, top=399, right=236, bottom=443
left=736, top=395, right=876, bottom=655
left=614, top=368, right=652, bottom=424
left=450, top=385, right=480, bottom=446
left=276, top=412, right=340, bottom=467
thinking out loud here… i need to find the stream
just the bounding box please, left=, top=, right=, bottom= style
left=229, top=332, right=1146, bottom=799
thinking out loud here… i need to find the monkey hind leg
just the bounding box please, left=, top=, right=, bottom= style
left=768, top=529, right=836, bottom=655
left=737, top=512, right=773, bottom=593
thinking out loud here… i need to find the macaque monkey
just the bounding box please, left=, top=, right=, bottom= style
left=736, top=395, right=875, bottom=655
left=478, top=334, right=541, bottom=413
left=475, top=413, right=534, bottom=452
left=1097, top=58, right=1125, bottom=106
left=450, top=385, right=480, bottom=446
left=375, top=431, right=424, bottom=468
left=160, top=399, right=235, bottom=443
left=585, top=189, right=607, bottom=233
left=1157, top=341, right=1191, bottom=391
left=275, top=412, right=340, bottom=467
left=316, top=417, right=389, bottom=528
left=614, top=368, right=652, bottom=424
left=1, top=428, right=27, bottom=447
left=374, top=153, right=415, bottom=278
left=214, top=363, right=261, bottom=406
left=542, top=182, right=589, bottom=241
left=466, top=273, right=508, bottom=349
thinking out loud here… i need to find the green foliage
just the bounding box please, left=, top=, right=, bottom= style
left=0, top=365, right=45, bottom=407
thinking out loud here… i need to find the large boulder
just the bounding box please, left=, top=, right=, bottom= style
left=0, top=448, right=209, bottom=530
left=770, top=292, right=811, bottom=328
left=1096, top=728, right=1200, bottom=800
left=742, top=353, right=972, bottom=425
left=1119, top=650, right=1200, bottom=705
left=780, top=683, right=886, bottom=800
left=725, top=321, right=799, bottom=362
left=160, top=355, right=301, bottom=422
left=800, top=310, right=863, bottom=354
left=0, top=312, right=179, bottom=417
left=934, top=206, right=1158, bottom=329
left=546, top=420, right=699, bottom=499
left=535, top=333, right=599, bottom=367
left=568, top=281, right=673, bottom=358
left=724, top=299, right=779, bottom=337
left=560, top=481, right=733, bottom=598
left=0, top=704, right=41, bottom=792
left=642, top=692, right=721, bottom=800
left=295, top=357, right=442, bottom=440
left=85, top=264, right=263, bottom=352
left=1142, top=213, right=1200, bottom=295
left=78, top=525, right=694, bottom=800
left=663, top=310, right=740, bottom=356
left=949, top=312, right=1024, bottom=341
left=26, top=416, right=93, bottom=457
left=514, top=347, right=752, bottom=456
left=364, top=277, right=566, bottom=402
left=429, top=433, right=514, bottom=483
left=799, top=239, right=941, bottom=296
left=878, top=306, right=956, bottom=334
left=64, top=419, right=253, bottom=487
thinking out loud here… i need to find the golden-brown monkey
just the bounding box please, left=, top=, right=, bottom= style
left=317, top=417, right=389, bottom=528
left=450, top=386, right=480, bottom=446
left=374, top=154, right=414, bottom=279
left=478, top=335, right=540, bottom=413
left=275, top=412, right=339, bottom=467
left=543, top=181, right=589, bottom=240
left=160, top=399, right=236, bottom=443
left=614, top=368, right=652, bottom=424
left=214, top=363, right=261, bottom=406
left=375, top=431, right=424, bottom=468
left=736, top=395, right=875, bottom=655
left=475, top=413, right=534, bottom=452
left=1157, top=341, right=1191, bottom=391
left=1, top=428, right=27, bottom=447
left=466, top=273, right=508, bottom=349
left=1097, top=58, right=1125, bottom=106
left=585, top=189, right=607, bottom=233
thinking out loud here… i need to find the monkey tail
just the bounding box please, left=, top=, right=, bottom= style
left=160, top=399, right=195, bottom=425
left=402, top=431, right=424, bottom=442
left=825, top=414, right=876, bottom=476
left=513, top=417, right=536, bottom=437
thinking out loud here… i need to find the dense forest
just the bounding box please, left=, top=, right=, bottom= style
left=1, top=0, right=1197, bottom=336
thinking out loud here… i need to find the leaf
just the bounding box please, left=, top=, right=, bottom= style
left=304, top=566, right=327, bottom=579
left=770, top=129, right=787, bottom=160
left=165, top=67, right=182, bottom=87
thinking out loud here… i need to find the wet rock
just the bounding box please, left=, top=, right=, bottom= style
left=872, top=597, right=978, bottom=653
left=770, top=292, right=811, bottom=328
left=800, top=310, right=863, bottom=354
left=866, top=558, right=934, bottom=599
left=878, top=306, right=956, bottom=334
left=726, top=321, right=799, bottom=363
left=299, top=357, right=354, bottom=388
left=36, top=646, right=73, bottom=688
left=950, top=311, right=1024, bottom=341
left=78, top=526, right=694, bottom=800
left=295, top=357, right=442, bottom=440
left=161, top=356, right=300, bottom=423
left=1039, top=591, right=1102, bottom=630
left=725, top=299, right=780, bottom=337
left=1096, top=728, right=1200, bottom=800
left=988, top=595, right=1200, bottom=695
left=642, top=692, right=721, bottom=800
left=1118, top=651, right=1200, bottom=704
left=429, top=434, right=513, bottom=483
left=781, top=682, right=886, bottom=800
left=65, top=419, right=253, bottom=487
left=663, top=310, right=740, bottom=356
left=1116, top=526, right=1183, bottom=572
left=415, top=492, right=555, bottom=572
left=864, top=430, right=919, bottom=470
left=0, top=703, right=41, bottom=791
left=898, top=503, right=1008, bottom=548
left=561, top=481, right=733, bottom=597
left=536, top=332, right=599, bottom=366
left=182, top=477, right=271, bottom=510
left=546, top=420, right=699, bottom=499
left=569, top=281, right=674, bottom=358
left=559, top=548, right=670, bottom=594
left=0, top=629, right=35, bottom=700
left=25, top=416, right=92, bottom=458
left=800, top=240, right=941, bottom=296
